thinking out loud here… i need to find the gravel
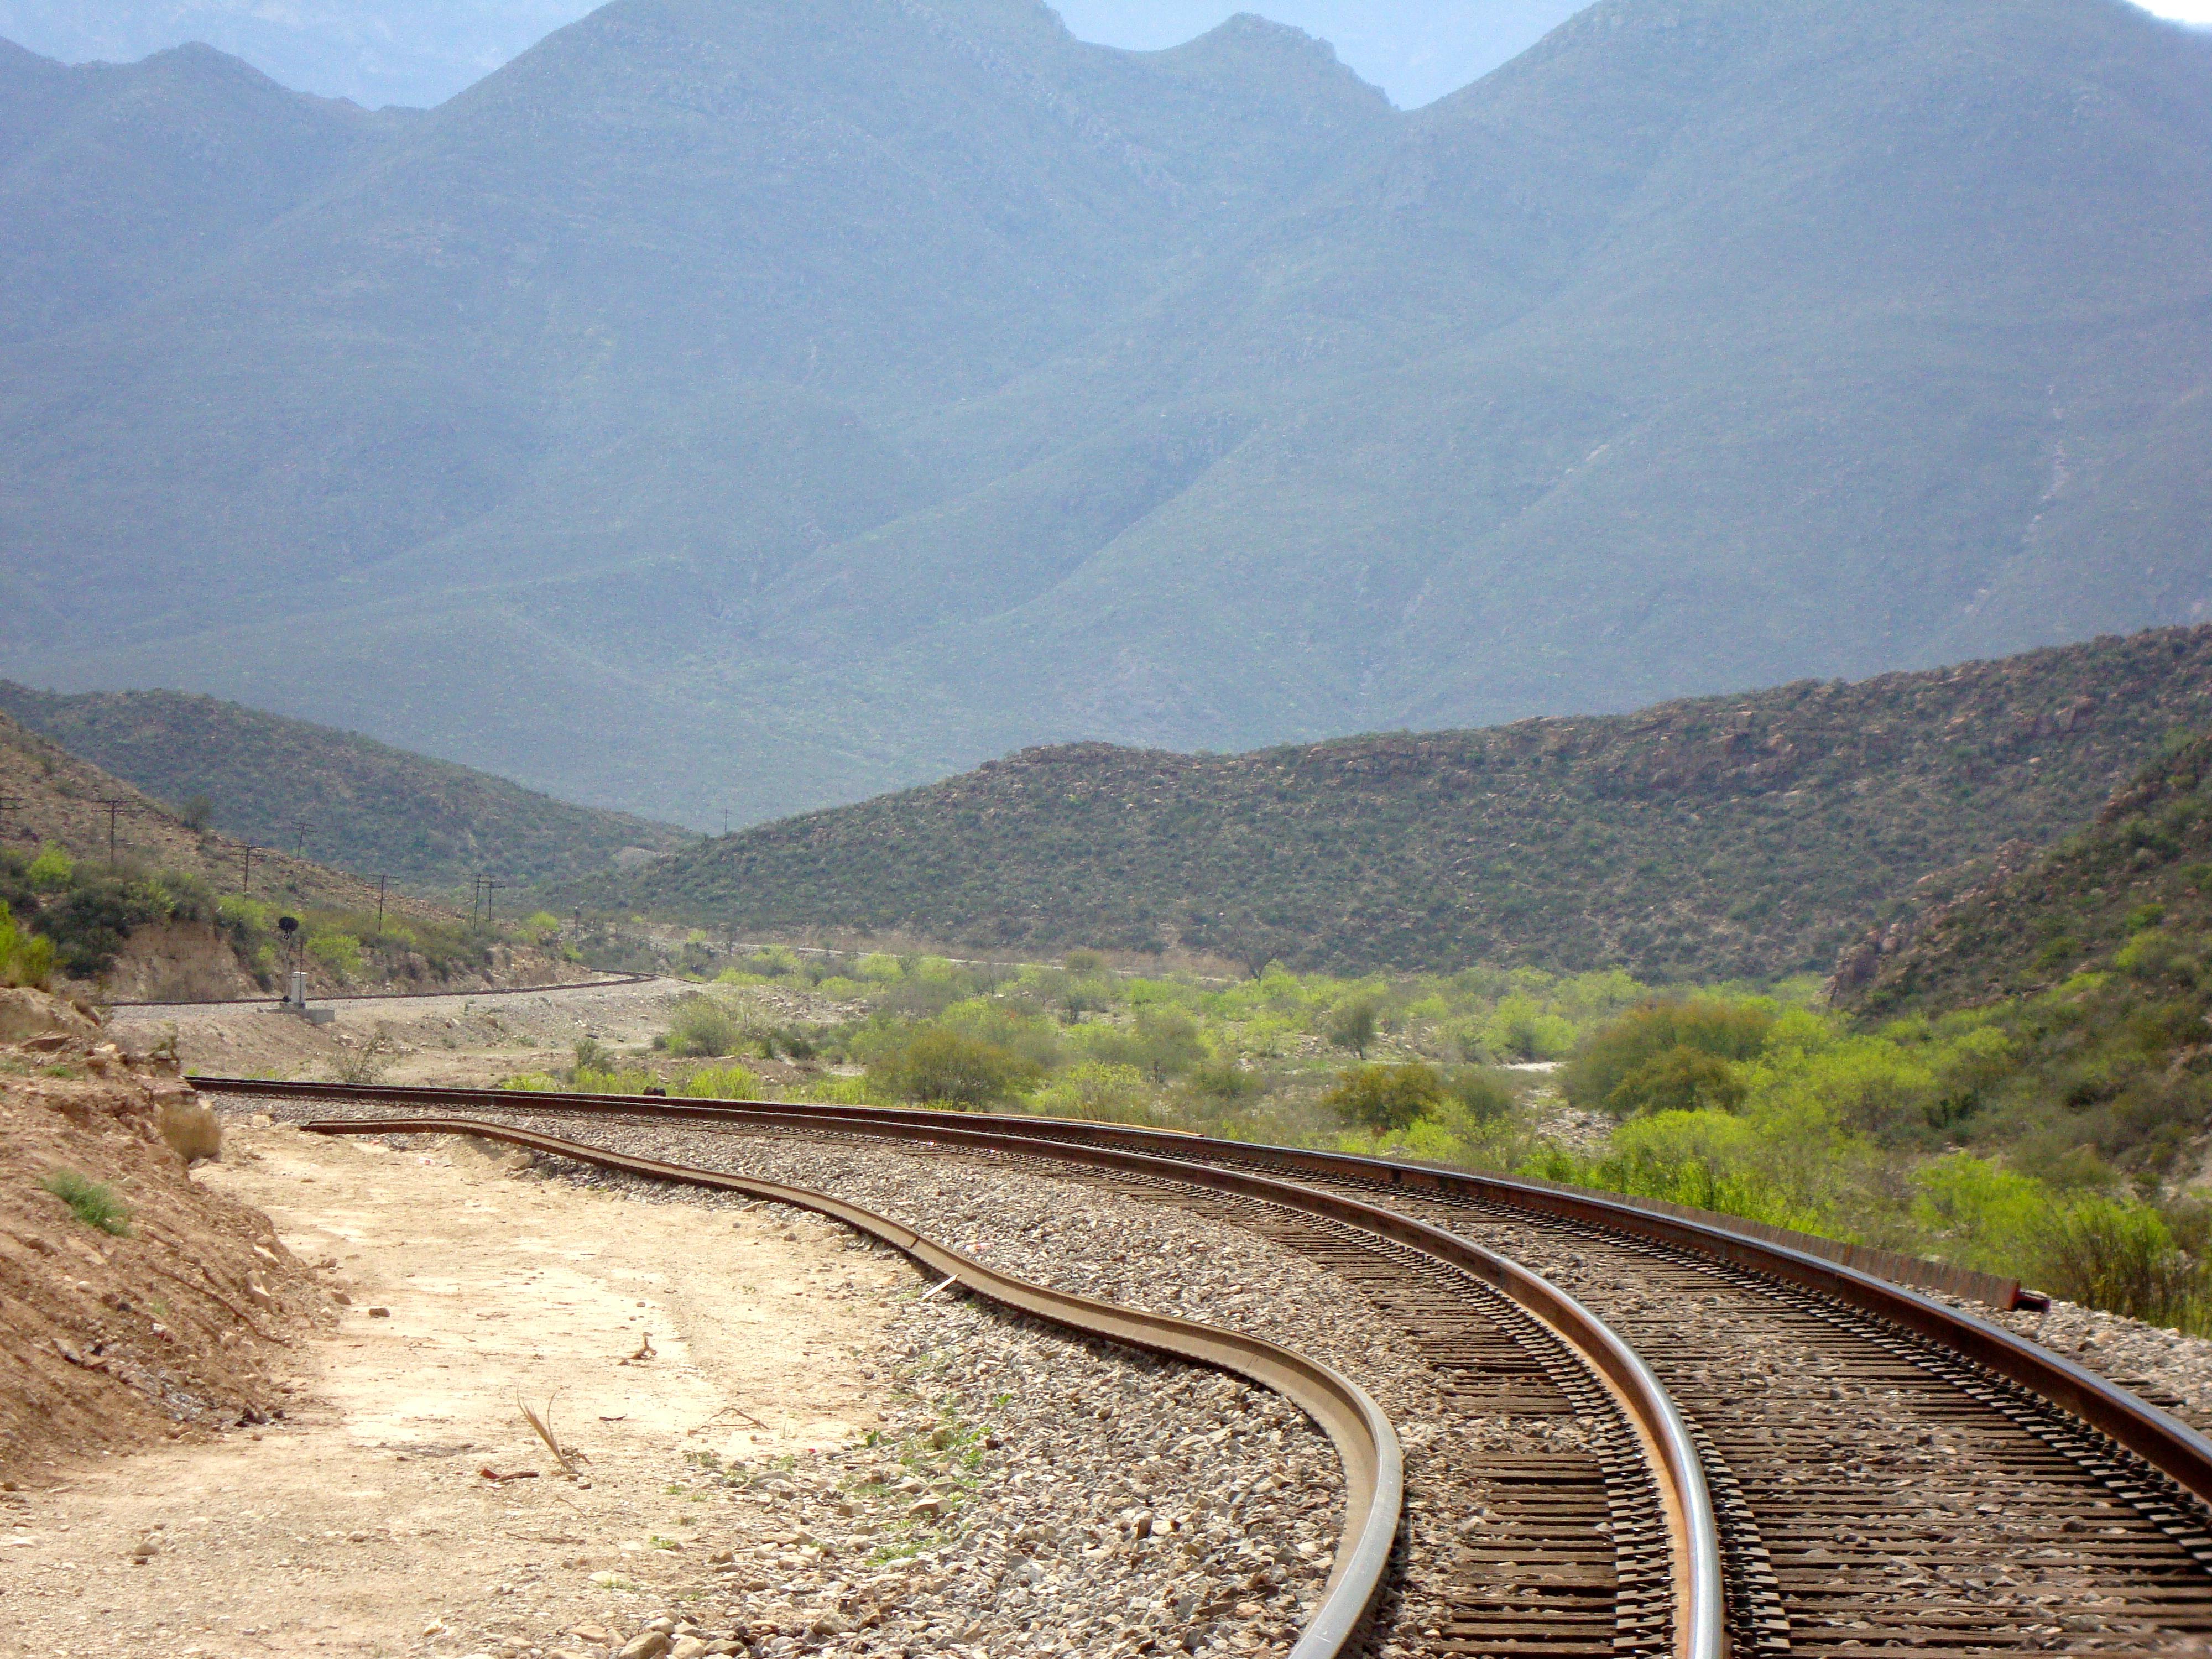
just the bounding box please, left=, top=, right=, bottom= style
left=244, top=1099, right=1627, bottom=1657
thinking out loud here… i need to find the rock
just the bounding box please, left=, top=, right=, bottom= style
left=669, top=1640, right=709, bottom=1659
left=0, top=988, right=101, bottom=1046
left=367, top=1307, right=392, bottom=1318
left=619, top=1634, right=671, bottom=1659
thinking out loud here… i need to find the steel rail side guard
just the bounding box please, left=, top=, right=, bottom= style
left=302, top=1115, right=1402, bottom=1659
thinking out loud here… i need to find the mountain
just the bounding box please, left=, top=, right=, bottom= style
left=2, top=0, right=2210, bottom=831
left=0, top=682, right=691, bottom=890
left=0, top=1, right=596, bottom=111
left=0, top=1, right=1590, bottom=111
left=570, top=627, right=2212, bottom=979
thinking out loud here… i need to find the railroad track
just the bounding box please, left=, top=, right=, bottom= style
left=199, top=1078, right=2212, bottom=1656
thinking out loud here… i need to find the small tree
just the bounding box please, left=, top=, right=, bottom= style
left=1325, top=1063, right=1443, bottom=1133
left=873, top=1028, right=1035, bottom=1108
left=1328, top=998, right=1380, bottom=1060
left=0, top=902, right=54, bottom=990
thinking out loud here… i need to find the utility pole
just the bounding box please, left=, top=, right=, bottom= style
left=241, top=844, right=260, bottom=896
left=96, top=799, right=129, bottom=864
left=722, top=807, right=729, bottom=837
left=0, top=795, right=24, bottom=839
left=292, top=820, right=312, bottom=858
left=481, top=876, right=504, bottom=927
left=469, top=874, right=482, bottom=928
left=374, top=875, right=388, bottom=936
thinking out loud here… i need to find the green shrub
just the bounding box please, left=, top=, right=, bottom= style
left=1325, top=1063, right=1443, bottom=1131
left=42, top=1170, right=130, bottom=1236
left=1604, top=1046, right=1747, bottom=1117
left=26, top=844, right=72, bottom=891
left=1563, top=998, right=1776, bottom=1114
left=870, top=1028, right=1036, bottom=1108
left=308, top=931, right=364, bottom=981
left=1327, top=998, right=1379, bottom=1058
left=2033, top=1198, right=2209, bottom=1329
left=676, top=1064, right=761, bottom=1100
left=665, top=995, right=748, bottom=1058
left=0, top=902, right=54, bottom=989
left=1029, top=1061, right=1154, bottom=1123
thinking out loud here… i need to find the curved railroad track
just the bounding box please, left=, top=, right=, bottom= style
left=199, top=1078, right=2212, bottom=1656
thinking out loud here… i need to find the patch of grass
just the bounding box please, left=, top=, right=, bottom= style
left=41, top=1170, right=131, bottom=1236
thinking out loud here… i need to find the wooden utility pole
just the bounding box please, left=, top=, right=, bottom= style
left=241, top=844, right=260, bottom=896
left=0, top=795, right=24, bottom=839
left=291, top=820, right=312, bottom=857
left=374, top=875, right=388, bottom=935
left=96, top=799, right=129, bottom=864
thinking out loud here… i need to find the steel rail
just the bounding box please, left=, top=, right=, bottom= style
left=303, top=1113, right=1401, bottom=1659
left=107, top=970, right=659, bottom=1013
left=217, top=1079, right=1726, bottom=1659
left=202, top=1074, right=2212, bottom=1519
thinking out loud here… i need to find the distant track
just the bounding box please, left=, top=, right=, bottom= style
left=106, top=971, right=659, bottom=1013
left=200, top=1078, right=2212, bottom=1655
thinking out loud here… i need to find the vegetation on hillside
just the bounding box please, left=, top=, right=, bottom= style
left=582, top=627, right=2212, bottom=980
left=0, top=682, right=691, bottom=892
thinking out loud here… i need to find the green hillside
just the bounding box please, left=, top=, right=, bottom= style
left=0, top=682, right=691, bottom=890
left=1, top=0, right=2208, bottom=827
left=576, top=627, right=2212, bottom=979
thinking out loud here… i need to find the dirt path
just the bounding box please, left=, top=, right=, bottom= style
left=0, top=1121, right=910, bottom=1658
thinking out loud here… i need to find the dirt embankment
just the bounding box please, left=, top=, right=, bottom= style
left=0, top=990, right=333, bottom=1480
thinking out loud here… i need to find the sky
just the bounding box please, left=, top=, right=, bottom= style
left=0, top=0, right=2206, bottom=110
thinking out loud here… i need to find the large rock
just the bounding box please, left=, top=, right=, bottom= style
left=0, top=988, right=102, bottom=1047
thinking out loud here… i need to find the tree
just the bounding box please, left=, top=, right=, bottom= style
left=1328, top=998, right=1379, bottom=1059
left=873, top=1028, right=1036, bottom=1108
left=1133, top=1006, right=1204, bottom=1082
left=1325, top=1064, right=1442, bottom=1132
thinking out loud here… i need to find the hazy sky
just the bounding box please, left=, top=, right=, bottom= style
left=0, top=0, right=2205, bottom=109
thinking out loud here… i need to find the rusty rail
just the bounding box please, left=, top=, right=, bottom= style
left=305, top=1114, right=1401, bottom=1659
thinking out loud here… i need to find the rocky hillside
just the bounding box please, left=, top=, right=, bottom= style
left=1842, top=731, right=2212, bottom=1016
left=0, top=710, right=446, bottom=920
left=0, top=682, right=691, bottom=891
left=581, top=627, right=2212, bottom=979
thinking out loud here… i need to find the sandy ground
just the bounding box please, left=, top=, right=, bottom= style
left=105, top=980, right=710, bottom=1090
left=0, top=1121, right=912, bottom=1658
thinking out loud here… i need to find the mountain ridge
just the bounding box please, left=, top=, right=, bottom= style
left=2, top=0, right=2209, bottom=826
left=571, top=627, right=2212, bottom=979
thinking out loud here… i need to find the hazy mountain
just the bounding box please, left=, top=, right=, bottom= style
left=0, top=0, right=1592, bottom=111
left=572, top=628, right=2212, bottom=979
left=2, top=0, right=2209, bottom=831
left=0, top=682, right=691, bottom=890
left=0, top=0, right=596, bottom=109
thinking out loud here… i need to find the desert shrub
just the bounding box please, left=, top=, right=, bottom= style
left=797, top=1073, right=875, bottom=1105
left=1479, top=994, right=1578, bottom=1062
left=308, top=931, right=364, bottom=981
left=1327, top=998, right=1380, bottom=1058
left=1188, top=1053, right=1261, bottom=1102
left=1563, top=998, right=1777, bottom=1114
left=42, top=1170, right=130, bottom=1235
left=26, top=844, right=71, bottom=891
left=1604, top=1046, right=1749, bottom=1117
left=1326, top=1063, right=1443, bottom=1131
left=870, top=1027, right=1036, bottom=1108
left=0, top=901, right=54, bottom=989
left=665, top=994, right=748, bottom=1057
left=1028, top=1061, right=1153, bottom=1123
left=1444, top=1066, right=1517, bottom=1121
left=2033, top=1198, right=2210, bottom=1329
left=676, top=1063, right=761, bottom=1100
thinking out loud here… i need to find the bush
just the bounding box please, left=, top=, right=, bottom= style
left=1029, top=1061, right=1154, bottom=1123
left=0, top=901, right=54, bottom=989
left=1563, top=998, right=1776, bottom=1114
left=666, top=995, right=748, bottom=1058
left=308, top=931, right=364, bottom=982
left=1604, top=1046, right=1747, bottom=1117
left=26, top=844, right=71, bottom=892
left=1325, top=1063, right=1443, bottom=1131
left=1328, top=998, right=1380, bottom=1058
left=871, top=1027, right=1036, bottom=1108
left=676, top=1063, right=762, bottom=1100
left=2034, top=1198, right=2209, bottom=1329
left=42, top=1170, right=130, bottom=1235
left=1444, top=1066, right=1517, bottom=1121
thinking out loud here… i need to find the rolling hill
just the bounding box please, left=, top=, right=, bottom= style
left=0, top=682, right=691, bottom=890
left=575, top=627, right=2212, bottom=980
left=1, top=0, right=2209, bottom=829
